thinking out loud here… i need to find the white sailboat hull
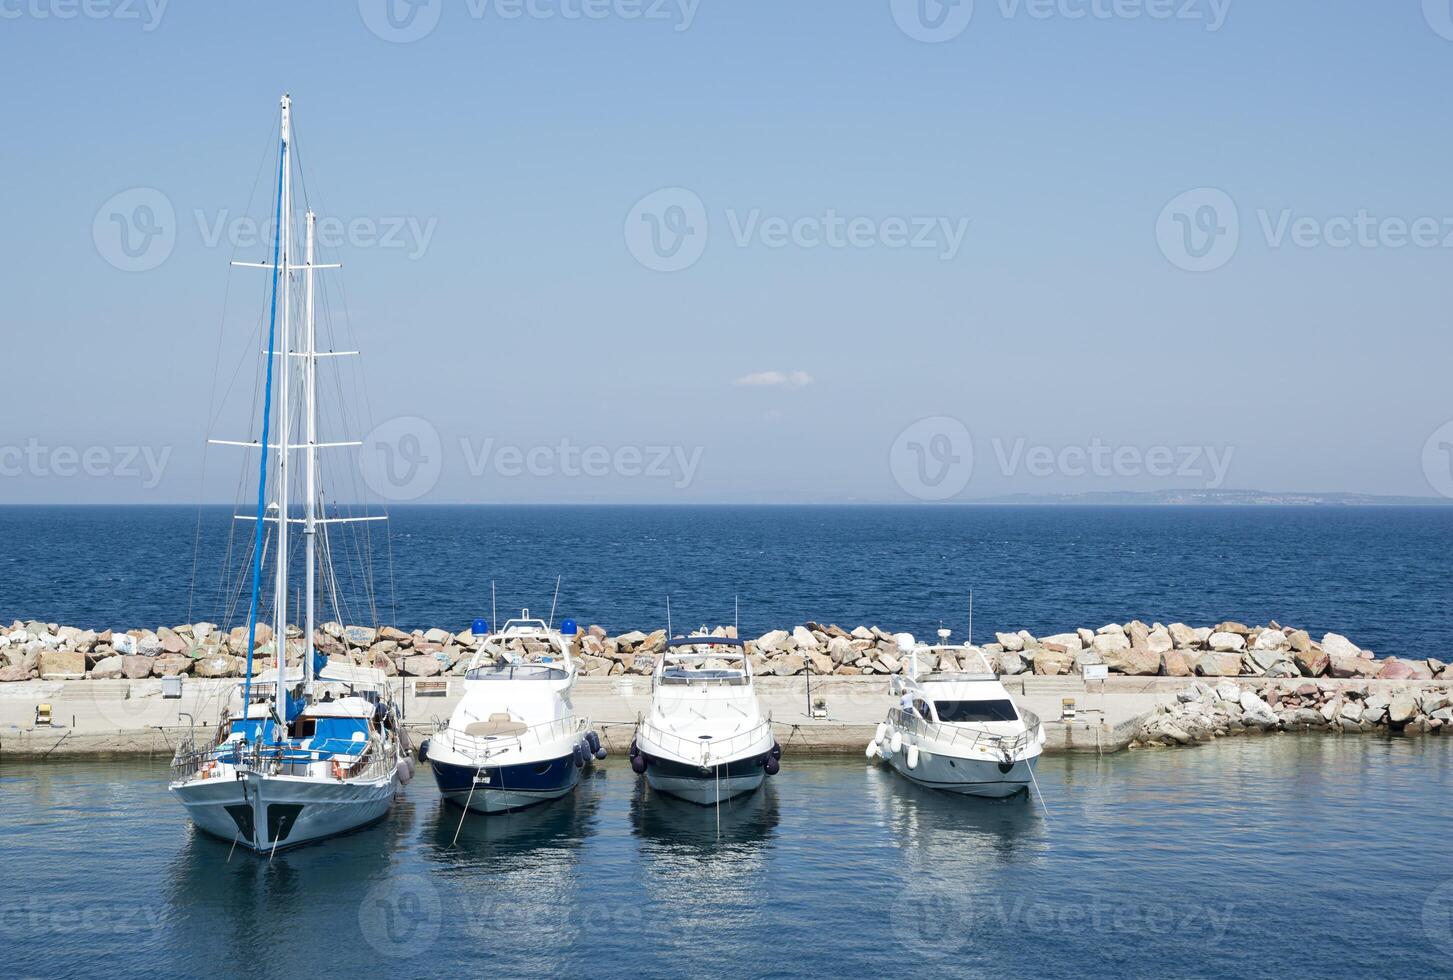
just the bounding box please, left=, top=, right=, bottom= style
left=172, top=769, right=399, bottom=853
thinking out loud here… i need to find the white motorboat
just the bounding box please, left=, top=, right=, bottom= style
left=423, top=611, right=604, bottom=814
left=631, top=633, right=780, bottom=805
left=170, top=94, right=406, bottom=853
left=870, top=629, right=1044, bottom=798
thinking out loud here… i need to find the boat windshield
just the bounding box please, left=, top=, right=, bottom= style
left=661, top=667, right=746, bottom=685
left=933, top=699, right=1019, bottom=724
left=465, top=662, right=569, bottom=682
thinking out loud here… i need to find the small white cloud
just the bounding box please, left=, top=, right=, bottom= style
left=734, top=370, right=814, bottom=389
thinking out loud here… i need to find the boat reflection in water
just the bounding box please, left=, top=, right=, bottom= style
left=424, top=768, right=603, bottom=863
left=161, top=792, right=418, bottom=970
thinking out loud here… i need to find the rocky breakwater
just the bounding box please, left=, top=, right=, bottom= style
left=976, top=620, right=1452, bottom=682
left=1135, top=679, right=1453, bottom=747
left=1, top=617, right=1448, bottom=682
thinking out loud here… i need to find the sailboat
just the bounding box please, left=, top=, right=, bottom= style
left=169, top=94, right=408, bottom=854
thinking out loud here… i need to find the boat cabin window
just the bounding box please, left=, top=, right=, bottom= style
left=933, top=699, right=1019, bottom=724
left=465, top=662, right=568, bottom=682
left=911, top=698, right=933, bottom=718
left=661, top=667, right=746, bottom=685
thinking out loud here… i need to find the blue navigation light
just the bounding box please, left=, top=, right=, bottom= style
left=561, top=618, right=578, bottom=636
left=471, top=618, right=489, bottom=636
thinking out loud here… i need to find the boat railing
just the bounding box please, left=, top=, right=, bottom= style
left=638, top=716, right=774, bottom=767
left=889, top=706, right=1042, bottom=759
left=433, top=714, right=590, bottom=763
left=170, top=730, right=398, bottom=782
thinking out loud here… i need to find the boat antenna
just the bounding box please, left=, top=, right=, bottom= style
left=734, top=595, right=739, bottom=635
left=492, top=580, right=498, bottom=637
left=968, top=590, right=974, bottom=646
left=666, top=595, right=672, bottom=637
left=548, top=575, right=561, bottom=629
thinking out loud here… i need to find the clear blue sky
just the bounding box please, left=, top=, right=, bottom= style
left=3, top=1, right=1452, bottom=503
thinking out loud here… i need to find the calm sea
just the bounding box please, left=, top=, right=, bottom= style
left=0, top=505, right=1449, bottom=653
left=3, top=742, right=1451, bottom=979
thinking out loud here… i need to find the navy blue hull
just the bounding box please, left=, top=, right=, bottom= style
left=645, top=753, right=768, bottom=781
left=430, top=754, right=579, bottom=813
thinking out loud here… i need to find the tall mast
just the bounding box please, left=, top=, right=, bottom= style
left=274, top=93, right=293, bottom=727
left=303, top=208, right=318, bottom=697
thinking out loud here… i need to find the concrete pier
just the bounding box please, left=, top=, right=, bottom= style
left=0, top=674, right=1169, bottom=759
left=3, top=675, right=1445, bottom=760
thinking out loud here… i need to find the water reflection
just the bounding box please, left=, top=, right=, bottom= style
left=865, top=763, right=1045, bottom=859
left=629, top=781, right=781, bottom=851
left=422, top=773, right=602, bottom=864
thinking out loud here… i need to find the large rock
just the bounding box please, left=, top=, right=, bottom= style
left=1385, top=691, right=1418, bottom=725
left=1091, top=632, right=1131, bottom=656
left=1246, top=647, right=1294, bottom=676
left=1252, top=629, right=1288, bottom=651
left=0, top=664, right=29, bottom=682
left=638, top=630, right=667, bottom=654
left=791, top=626, right=820, bottom=651
left=773, top=653, right=806, bottom=676
left=1321, top=633, right=1360, bottom=659
left=37, top=649, right=84, bottom=679
left=995, top=632, right=1024, bottom=652
left=1294, top=647, right=1329, bottom=677
left=1167, top=623, right=1200, bottom=649
left=996, top=650, right=1027, bottom=675
left=1146, top=628, right=1173, bottom=654
left=402, top=654, right=441, bottom=677
left=343, top=625, right=377, bottom=648
left=1033, top=649, right=1073, bottom=675
left=422, top=627, right=451, bottom=645
left=1207, top=632, right=1245, bottom=653
left=1327, top=653, right=1378, bottom=679
left=194, top=654, right=240, bottom=678
left=122, top=655, right=154, bottom=679
left=90, top=655, right=125, bottom=679
left=1287, top=629, right=1312, bottom=653
left=1375, top=658, right=1415, bottom=680
left=1040, top=633, right=1083, bottom=654
left=112, top=633, right=137, bottom=655
left=825, top=636, right=854, bottom=664
left=1215, top=621, right=1250, bottom=636
left=1106, top=646, right=1162, bottom=676
left=1194, top=652, right=1242, bottom=677
left=152, top=655, right=192, bottom=677
left=755, top=629, right=789, bottom=652
left=1162, top=650, right=1193, bottom=677
left=1238, top=691, right=1277, bottom=727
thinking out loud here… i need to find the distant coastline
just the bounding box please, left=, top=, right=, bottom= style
left=968, top=489, right=1453, bottom=507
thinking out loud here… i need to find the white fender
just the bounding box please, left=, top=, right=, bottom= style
left=889, top=731, right=903, bottom=755
left=865, top=740, right=879, bottom=759
left=906, top=745, right=919, bottom=770
left=395, top=759, right=413, bottom=784
left=874, top=722, right=888, bottom=744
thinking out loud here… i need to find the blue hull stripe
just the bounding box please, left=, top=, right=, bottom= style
left=430, top=754, right=578, bottom=795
